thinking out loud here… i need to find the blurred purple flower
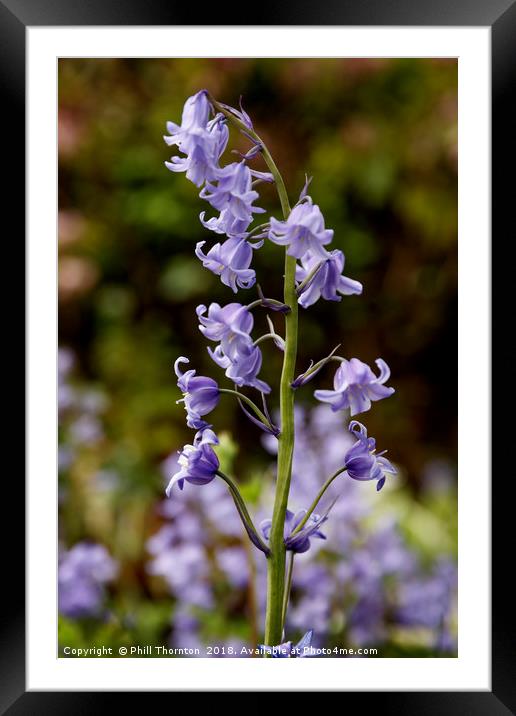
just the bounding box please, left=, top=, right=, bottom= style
left=166, top=428, right=219, bottom=496
left=296, top=249, right=362, bottom=308
left=217, top=547, right=250, bottom=588
left=172, top=608, right=205, bottom=652
left=149, top=543, right=213, bottom=609
left=58, top=347, right=75, bottom=376
left=195, top=238, right=261, bottom=293
left=78, top=389, right=108, bottom=414
left=344, top=421, right=396, bottom=492
left=58, top=445, right=74, bottom=471
left=59, top=542, right=118, bottom=619
left=175, top=357, right=220, bottom=430
left=314, top=357, right=394, bottom=416
left=289, top=595, right=331, bottom=635
left=396, top=559, right=457, bottom=638
left=268, top=197, right=333, bottom=259
left=69, top=414, right=103, bottom=444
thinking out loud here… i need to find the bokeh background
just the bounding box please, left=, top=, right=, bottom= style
left=58, top=58, right=457, bottom=657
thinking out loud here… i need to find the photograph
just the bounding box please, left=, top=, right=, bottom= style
left=57, top=57, right=459, bottom=660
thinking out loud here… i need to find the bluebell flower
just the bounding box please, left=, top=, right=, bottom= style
left=209, top=342, right=271, bottom=394
left=261, top=509, right=327, bottom=554
left=200, top=161, right=264, bottom=220
left=314, top=357, right=394, bottom=416
left=199, top=161, right=266, bottom=239
left=175, top=357, right=220, bottom=429
left=196, top=303, right=253, bottom=362
left=260, top=630, right=314, bottom=657
left=164, top=91, right=228, bottom=187
left=195, top=238, right=262, bottom=293
left=344, top=421, right=396, bottom=491
left=196, top=301, right=272, bottom=405
left=199, top=208, right=251, bottom=239
left=59, top=542, right=118, bottom=619
left=268, top=196, right=333, bottom=259
left=166, top=90, right=211, bottom=135
left=166, top=428, right=220, bottom=495
left=296, top=249, right=363, bottom=308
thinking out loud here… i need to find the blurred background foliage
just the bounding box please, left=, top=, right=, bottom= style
left=58, top=58, right=457, bottom=657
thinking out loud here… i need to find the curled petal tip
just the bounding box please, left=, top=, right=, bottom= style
left=174, top=356, right=190, bottom=378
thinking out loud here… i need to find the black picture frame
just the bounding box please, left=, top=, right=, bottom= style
left=3, top=0, right=513, bottom=710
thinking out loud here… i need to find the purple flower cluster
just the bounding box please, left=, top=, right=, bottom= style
left=165, top=92, right=267, bottom=292
left=200, top=160, right=265, bottom=233
left=395, top=558, right=457, bottom=650
left=58, top=348, right=107, bottom=449
left=168, top=301, right=270, bottom=494
left=169, top=356, right=222, bottom=496
left=164, top=90, right=228, bottom=187
left=268, top=194, right=362, bottom=309
left=58, top=347, right=111, bottom=487
left=197, top=302, right=270, bottom=393
left=59, top=542, right=118, bottom=619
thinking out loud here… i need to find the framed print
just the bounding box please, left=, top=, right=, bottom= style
left=2, top=0, right=513, bottom=708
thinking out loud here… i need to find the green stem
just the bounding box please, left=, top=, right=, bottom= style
left=210, top=93, right=298, bottom=648
left=281, top=552, right=295, bottom=634
left=264, top=249, right=297, bottom=647
left=219, top=387, right=273, bottom=432
left=261, top=165, right=298, bottom=648
left=292, top=344, right=341, bottom=388
left=290, top=467, right=347, bottom=536
left=245, top=539, right=259, bottom=653
left=295, top=260, right=324, bottom=295
left=215, top=470, right=270, bottom=555
left=247, top=222, right=270, bottom=237
left=247, top=297, right=288, bottom=311
left=253, top=333, right=284, bottom=350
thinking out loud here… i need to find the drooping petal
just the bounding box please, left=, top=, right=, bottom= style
left=314, top=358, right=394, bottom=416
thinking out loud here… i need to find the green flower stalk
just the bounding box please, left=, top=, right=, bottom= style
left=198, top=94, right=298, bottom=645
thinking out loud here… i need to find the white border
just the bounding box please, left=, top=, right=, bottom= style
left=27, top=27, right=490, bottom=691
